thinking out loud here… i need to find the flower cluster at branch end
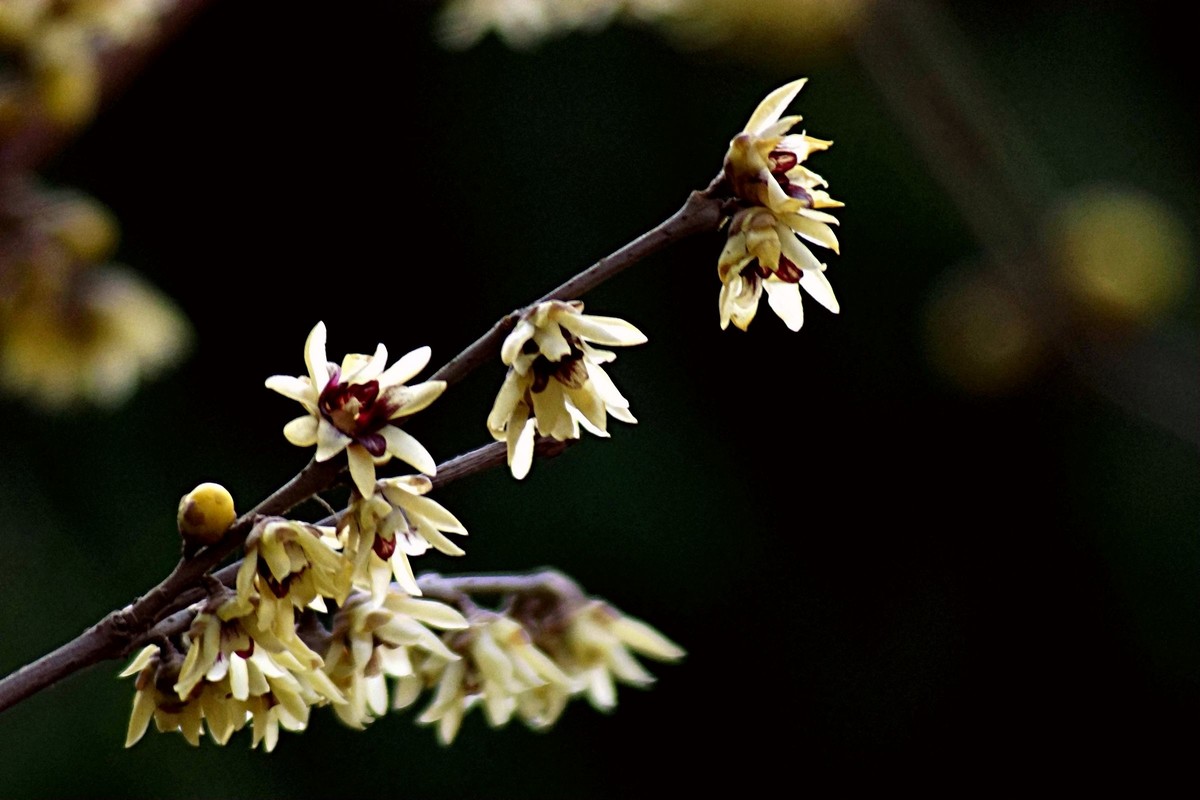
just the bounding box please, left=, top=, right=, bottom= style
left=265, top=322, right=446, bottom=498
left=488, top=300, right=646, bottom=479
left=400, top=593, right=684, bottom=745
left=718, top=78, right=843, bottom=331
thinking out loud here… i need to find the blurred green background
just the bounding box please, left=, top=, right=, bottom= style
left=1, top=0, right=1197, bottom=795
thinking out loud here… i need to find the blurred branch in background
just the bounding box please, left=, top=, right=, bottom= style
left=854, top=0, right=1198, bottom=446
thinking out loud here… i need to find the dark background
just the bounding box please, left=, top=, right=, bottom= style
left=1, top=1, right=1197, bottom=796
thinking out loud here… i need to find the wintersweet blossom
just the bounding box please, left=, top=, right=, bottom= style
left=723, top=78, right=842, bottom=215
left=556, top=601, right=685, bottom=712
left=323, top=589, right=468, bottom=730
left=412, top=614, right=575, bottom=744
left=121, top=643, right=343, bottom=751
left=235, top=520, right=353, bottom=652
left=340, top=475, right=469, bottom=601
left=718, top=205, right=840, bottom=331
left=487, top=300, right=646, bottom=479
left=717, top=78, right=843, bottom=331
left=265, top=322, right=446, bottom=498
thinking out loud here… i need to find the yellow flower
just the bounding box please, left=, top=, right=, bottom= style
left=723, top=78, right=843, bottom=215
left=341, top=475, right=469, bottom=601
left=718, top=205, right=840, bottom=331
left=323, top=589, right=468, bottom=730
left=487, top=300, right=646, bottom=479
left=265, top=322, right=446, bottom=498
left=557, top=601, right=684, bottom=712
left=717, top=78, right=843, bottom=332
left=235, top=520, right=353, bottom=654
left=412, top=614, right=575, bottom=744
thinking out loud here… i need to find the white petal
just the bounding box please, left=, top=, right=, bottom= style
left=347, top=445, right=378, bottom=498
left=402, top=494, right=467, bottom=535
left=344, top=343, right=388, bottom=383
left=500, top=319, right=537, bottom=366
left=381, top=426, right=437, bottom=475
left=315, top=419, right=351, bottom=461
left=764, top=281, right=805, bottom=331
left=532, top=323, right=571, bottom=362
left=387, top=381, right=446, bottom=419
left=509, top=415, right=537, bottom=480
left=777, top=225, right=824, bottom=272
left=265, top=375, right=317, bottom=410
left=744, top=78, right=807, bottom=136
left=556, top=313, right=647, bottom=347
left=379, top=345, right=432, bottom=387
left=283, top=415, right=319, bottom=447
left=486, top=371, right=525, bottom=436
left=304, top=322, right=329, bottom=386
left=786, top=215, right=841, bottom=254
left=799, top=267, right=840, bottom=314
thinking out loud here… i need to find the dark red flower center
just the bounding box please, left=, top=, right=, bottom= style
left=318, top=368, right=396, bottom=455
left=767, top=148, right=815, bottom=207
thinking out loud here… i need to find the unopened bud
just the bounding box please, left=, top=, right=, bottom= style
left=177, top=482, right=236, bottom=548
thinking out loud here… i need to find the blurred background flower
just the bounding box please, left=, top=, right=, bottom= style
left=0, top=0, right=1195, bottom=796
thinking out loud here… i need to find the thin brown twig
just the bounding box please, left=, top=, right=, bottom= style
left=0, top=179, right=725, bottom=715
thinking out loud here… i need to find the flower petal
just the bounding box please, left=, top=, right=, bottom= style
left=509, top=414, right=537, bottom=480
left=379, top=345, right=432, bottom=388
left=283, top=414, right=319, bottom=447
left=347, top=445, right=378, bottom=498
left=799, top=267, right=840, bottom=314
left=304, top=322, right=329, bottom=387
left=314, top=419, right=351, bottom=462
left=744, top=78, right=807, bottom=136
left=381, top=426, right=437, bottom=476
left=764, top=280, right=805, bottom=331
left=265, top=375, right=317, bottom=410
left=556, top=313, right=647, bottom=347
left=387, top=380, right=447, bottom=419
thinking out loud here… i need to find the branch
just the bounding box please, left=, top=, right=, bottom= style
left=430, top=176, right=726, bottom=388
left=0, top=456, right=338, bottom=715
left=0, top=143, right=726, bottom=713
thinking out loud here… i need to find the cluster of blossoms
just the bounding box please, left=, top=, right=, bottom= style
left=123, top=323, right=682, bottom=749
left=117, top=77, right=839, bottom=752
left=0, top=183, right=191, bottom=409
left=718, top=78, right=842, bottom=331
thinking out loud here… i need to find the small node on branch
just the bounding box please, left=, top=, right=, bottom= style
left=177, top=482, right=236, bottom=554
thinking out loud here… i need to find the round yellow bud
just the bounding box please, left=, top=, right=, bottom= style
left=177, top=482, right=236, bottom=547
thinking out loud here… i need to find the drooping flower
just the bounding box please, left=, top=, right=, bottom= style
left=265, top=322, right=446, bottom=498
left=341, top=475, right=469, bottom=600
left=487, top=300, right=646, bottom=479
left=723, top=78, right=841, bottom=213
left=323, top=589, right=468, bottom=730
left=717, top=78, right=843, bottom=331
left=410, top=613, right=575, bottom=744
left=552, top=600, right=685, bottom=712
left=235, top=520, right=353, bottom=653
left=718, top=205, right=840, bottom=331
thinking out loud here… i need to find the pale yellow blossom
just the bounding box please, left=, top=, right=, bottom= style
left=341, top=475, right=469, bottom=601
left=323, top=589, right=468, bottom=730
left=487, top=300, right=645, bottom=479
left=265, top=322, right=446, bottom=498
left=717, top=78, right=843, bottom=331
left=235, top=520, right=352, bottom=658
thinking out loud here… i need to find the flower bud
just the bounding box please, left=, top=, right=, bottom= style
left=176, top=482, right=236, bottom=547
